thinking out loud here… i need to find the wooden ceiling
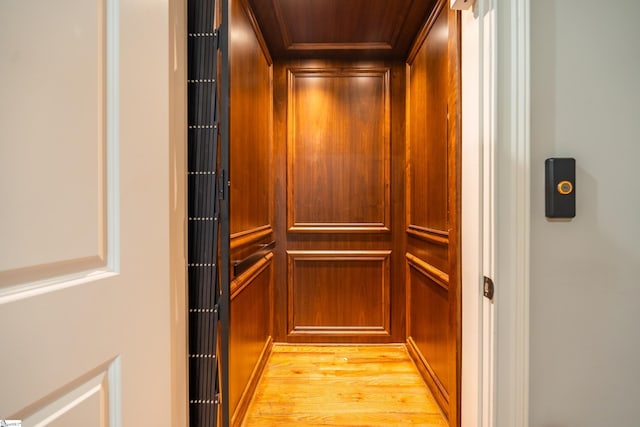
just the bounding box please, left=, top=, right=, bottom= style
left=245, top=0, right=439, bottom=59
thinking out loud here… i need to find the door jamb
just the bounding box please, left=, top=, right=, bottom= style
left=494, top=0, right=531, bottom=426
left=460, top=1, right=530, bottom=426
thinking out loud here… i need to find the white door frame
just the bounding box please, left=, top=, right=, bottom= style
left=460, top=0, right=530, bottom=426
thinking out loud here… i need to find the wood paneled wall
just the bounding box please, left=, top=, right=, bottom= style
left=230, top=0, right=273, bottom=250
left=287, top=251, right=391, bottom=336
left=405, top=2, right=461, bottom=425
left=286, top=68, right=390, bottom=232
left=231, top=0, right=460, bottom=423
left=273, top=59, right=407, bottom=343
left=229, top=254, right=273, bottom=425
left=228, top=0, right=274, bottom=423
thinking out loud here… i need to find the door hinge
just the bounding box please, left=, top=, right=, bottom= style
left=483, top=276, right=494, bottom=301
left=218, top=170, right=226, bottom=200
left=213, top=28, right=220, bottom=50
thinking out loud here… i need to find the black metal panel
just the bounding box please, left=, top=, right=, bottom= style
left=218, top=0, right=231, bottom=425
left=545, top=157, right=576, bottom=218
left=187, top=0, right=229, bottom=425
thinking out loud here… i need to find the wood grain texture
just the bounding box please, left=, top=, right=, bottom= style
left=405, top=2, right=462, bottom=425
left=230, top=0, right=273, bottom=239
left=406, top=256, right=451, bottom=415
left=287, top=67, right=390, bottom=233
left=406, top=3, right=449, bottom=239
left=229, top=254, right=274, bottom=421
left=241, top=345, right=447, bottom=426
left=445, top=7, right=462, bottom=427
left=286, top=251, right=391, bottom=337
left=272, top=60, right=407, bottom=344
left=246, top=0, right=439, bottom=59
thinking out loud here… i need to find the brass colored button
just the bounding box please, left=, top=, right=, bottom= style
left=557, top=180, right=573, bottom=195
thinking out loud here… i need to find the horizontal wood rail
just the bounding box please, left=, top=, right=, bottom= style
left=232, top=241, right=275, bottom=277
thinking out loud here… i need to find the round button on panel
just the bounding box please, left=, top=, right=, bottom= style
left=557, top=180, right=573, bottom=195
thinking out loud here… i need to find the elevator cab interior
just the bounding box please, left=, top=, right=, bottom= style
left=223, top=0, right=461, bottom=425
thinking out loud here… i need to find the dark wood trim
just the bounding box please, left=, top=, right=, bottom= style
left=405, top=0, right=447, bottom=64
left=406, top=338, right=449, bottom=418
left=231, top=252, right=273, bottom=299
left=271, top=0, right=292, bottom=47
left=287, top=42, right=393, bottom=51
left=446, top=7, right=463, bottom=427
left=231, top=337, right=273, bottom=427
left=230, top=225, right=273, bottom=250
left=238, top=0, right=273, bottom=64
left=406, top=252, right=449, bottom=291
left=406, top=225, right=449, bottom=246
left=288, top=224, right=390, bottom=233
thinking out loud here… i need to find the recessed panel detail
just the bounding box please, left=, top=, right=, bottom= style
left=287, top=68, right=390, bottom=232
left=0, top=0, right=112, bottom=287
left=287, top=251, right=391, bottom=337
left=13, top=359, right=118, bottom=427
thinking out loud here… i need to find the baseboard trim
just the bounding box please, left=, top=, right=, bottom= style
left=406, top=337, right=450, bottom=420
left=231, top=336, right=273, bottom=427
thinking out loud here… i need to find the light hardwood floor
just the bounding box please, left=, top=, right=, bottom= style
left=241, top=344, right=447, bottom=426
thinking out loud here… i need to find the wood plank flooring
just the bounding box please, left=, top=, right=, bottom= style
left=241, top=344, right=447, bottom=426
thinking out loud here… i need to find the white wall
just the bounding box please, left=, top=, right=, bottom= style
left=530, top=1, right=640, bottom=426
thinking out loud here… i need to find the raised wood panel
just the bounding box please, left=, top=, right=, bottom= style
left=287, top=251, right=391, bottom=337
left=406, top=254, right=450, bottom=416
left=230, top=253, right=273, bottom=422
left=246, top=0, right=439, bottom=59
left=230, top=0, right=273, bottom=237
left=406, top=4, right=449, bottom=240
left=272, top=59, right=406, bottom=344
left=404, top=3, right=461, bottom=425
left=287, top=68, right=390, bottom=232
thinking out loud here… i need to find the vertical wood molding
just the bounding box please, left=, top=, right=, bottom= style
left=447, top=7, right=463, bottom=427
left=495, top=0, right=530, bottom=426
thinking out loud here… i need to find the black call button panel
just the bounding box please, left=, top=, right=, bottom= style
left=545, top=157, right=576, bottom=218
